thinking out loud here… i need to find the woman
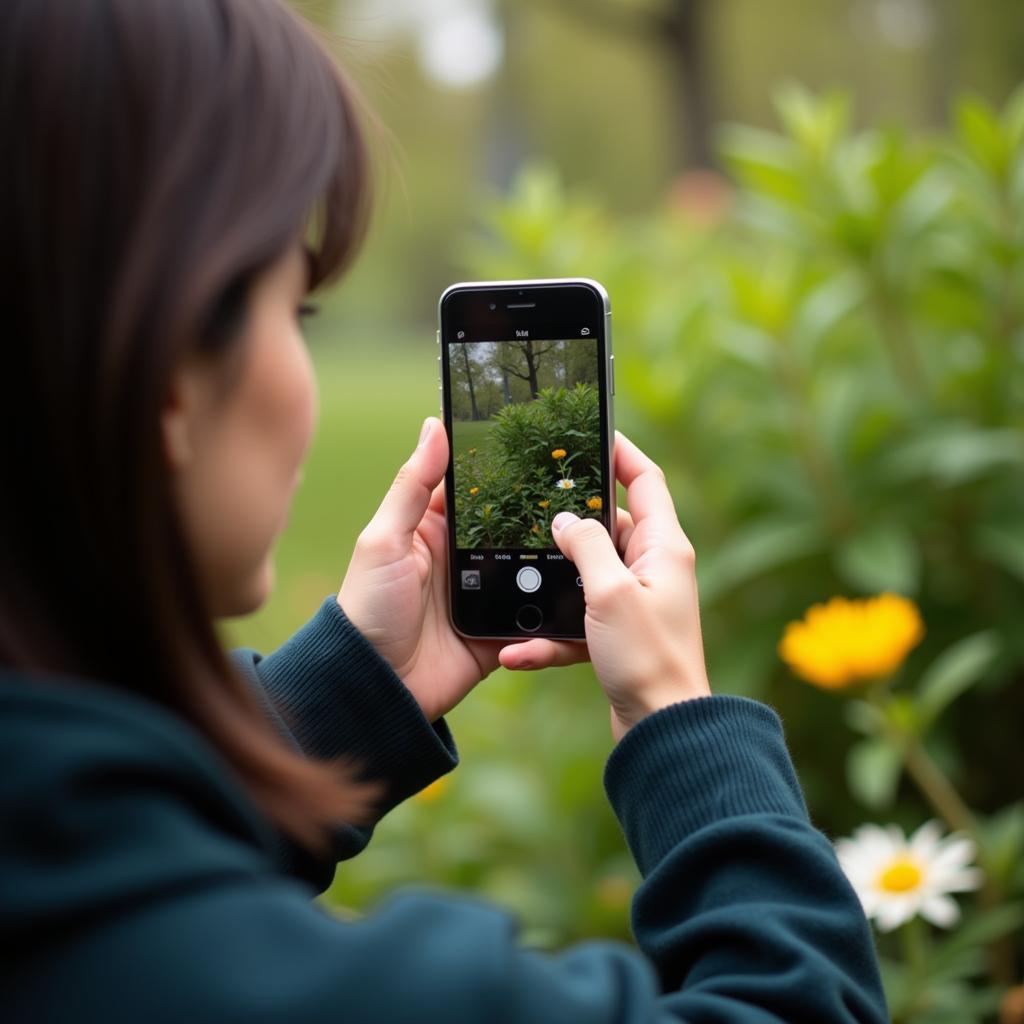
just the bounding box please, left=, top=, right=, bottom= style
left=0, top=1, right=887, bottom=1021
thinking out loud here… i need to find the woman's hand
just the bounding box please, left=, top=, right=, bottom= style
left=499, top=431, right=712, bottom=742
left=337, top=417, right=587, bottom=723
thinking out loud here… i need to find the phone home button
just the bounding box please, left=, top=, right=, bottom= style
left=515, top=604, right=543, bottom=633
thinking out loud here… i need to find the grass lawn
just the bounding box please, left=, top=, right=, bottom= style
left=451, top=416, right=496, bottom=460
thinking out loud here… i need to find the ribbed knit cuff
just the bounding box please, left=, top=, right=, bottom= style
left=237, top=596, right=458, bottom=817
left=603, top=695, right=808, bottom=877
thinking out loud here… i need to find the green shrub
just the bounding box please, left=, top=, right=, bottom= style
left=453, top=86, right=1024, bottom=1019
left=454, top=382, right=604, bottom=547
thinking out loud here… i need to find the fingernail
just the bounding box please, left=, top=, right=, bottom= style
left=552, top=511, right=578, bottom=534
left=417, top=417, right=432, bottom=448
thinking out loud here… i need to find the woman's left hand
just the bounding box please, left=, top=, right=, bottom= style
left=338, top=416, right=587, bottom=722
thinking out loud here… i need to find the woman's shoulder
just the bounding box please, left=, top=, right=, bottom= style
left=0, top=668, right=283, bottom=940
left=0, top=667, right=260, bottom=807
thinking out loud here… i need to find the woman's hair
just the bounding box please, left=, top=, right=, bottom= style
left=0, top=0, right=382, bottom=853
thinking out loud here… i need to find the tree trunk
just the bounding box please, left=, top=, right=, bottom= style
left=461, top=346, right=481, bottom=420
left=662, top=0, right=715, bottom=171
left=525, top=340, right=539, bottom=399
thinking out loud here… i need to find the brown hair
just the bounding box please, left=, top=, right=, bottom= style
left=0, top=0, right=382, bottom=853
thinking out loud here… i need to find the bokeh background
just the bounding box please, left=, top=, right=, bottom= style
left=229, top=2, right=1024, bottom=1016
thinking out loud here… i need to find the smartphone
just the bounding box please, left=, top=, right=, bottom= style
left=437, top=278, right=615, bottom=640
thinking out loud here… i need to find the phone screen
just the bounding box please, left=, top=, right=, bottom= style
left=439, top=280, right=613, bottom=639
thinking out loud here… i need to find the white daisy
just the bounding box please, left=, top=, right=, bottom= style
left=556, top=478, right=575, bottom=489
left=835, top=820, right=983, bottom=932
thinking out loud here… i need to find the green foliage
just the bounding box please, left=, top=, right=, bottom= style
left=462, top=84, right=1024, bottom=1017
left=453, top=383, right=603, bottom=547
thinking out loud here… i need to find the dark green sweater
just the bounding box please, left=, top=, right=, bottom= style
left=0, top=596, right=887, bottom=1022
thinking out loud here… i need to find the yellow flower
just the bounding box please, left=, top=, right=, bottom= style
left=538, top=500, right=551, bottom=509
left=468, top=447, right=477, bottom=454
left=779, top=593, right=924, bottom=689
left=586, top=496, right=602, bottom=510
left=551, top=448, right=567, bottom=460
left=469, top=486, right=479, bottom=496
left=531, top=523, right=541, bottom=534
left=415, top=775, right=451, bottom=803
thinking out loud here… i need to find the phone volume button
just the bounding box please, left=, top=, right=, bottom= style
left=609, top=353, right=615, bottom=395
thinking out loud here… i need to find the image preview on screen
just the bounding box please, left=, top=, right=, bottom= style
left=449, top=335, right=604, bottom=552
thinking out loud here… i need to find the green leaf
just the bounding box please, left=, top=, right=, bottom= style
left=844, top=699, right=887, bottom=736
left=929, top=903, right=1024, bottom=974
left=846, top=737, right=902, bottom=808
left=916, top=631, right=1000, bottom=725
left=697, top=519, right=823, bottom=603
left=834, top=522, right=921, bottom=595
left=972, top=522, right=1024, bottom=583
left=791, top=271, right=865, bottom=352
left=955, top=95, right=1009, bottom=178
left=880, top=424, right=1023, bottom=487
left=774, top=83, right=851, bottom=161
left=977, top=802, right=1024, bottom=886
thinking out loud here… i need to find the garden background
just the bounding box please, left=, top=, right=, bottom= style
left=228, top=3, right=1024, bottom=1020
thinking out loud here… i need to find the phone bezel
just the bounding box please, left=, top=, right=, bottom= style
left=437, top=278, right=615, bottom=641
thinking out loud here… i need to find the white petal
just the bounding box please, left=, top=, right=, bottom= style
left=874, top=897, right=915, bottom=932
left=930, top=836, right=976, bottom=873
left=847, top=825, right=899, bottom=869
left=921, top=894, right=960, bottom=929
left=855, top=823, right=899, bottom=855
left=886, top=823, right=907, bottom=846
left=909, top=820, right=944, bottom=859
left=938, top=868, right=984, bottom=893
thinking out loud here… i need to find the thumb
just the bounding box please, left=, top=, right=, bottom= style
left=551, top=512, right=635, bottom=595
left=366, top=417, right=448, bottom=541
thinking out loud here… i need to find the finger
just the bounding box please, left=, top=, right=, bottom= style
left=498, top=637, right=589, bottom=671
left=365, top=417, right=448, bottom=541
left=427, top=479, right=446, bottom=517
left=614, top=430, right=680, bottom=528
left=615, top=506, right=636, bottom=557
left=551, top=511, right=637, bottom=596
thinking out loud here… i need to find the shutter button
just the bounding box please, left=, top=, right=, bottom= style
left=516, top=566, right=542, bottom=593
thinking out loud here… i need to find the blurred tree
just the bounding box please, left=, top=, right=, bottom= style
left=543, top=0, right=715, bottom=170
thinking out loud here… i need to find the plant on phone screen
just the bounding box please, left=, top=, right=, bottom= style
left=453, top=382, right=603, bottom=547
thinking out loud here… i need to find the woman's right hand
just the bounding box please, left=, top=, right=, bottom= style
left=498, top=431, right=711, bottom=742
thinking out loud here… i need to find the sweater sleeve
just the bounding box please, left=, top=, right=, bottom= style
left=230, top=595, right=458, bottom=890
left=16, top=692, right=888, bottom=1023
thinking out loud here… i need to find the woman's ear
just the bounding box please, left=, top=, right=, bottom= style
left=161, top=358, right=208, bottom=471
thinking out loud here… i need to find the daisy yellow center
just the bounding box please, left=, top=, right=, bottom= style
left=878, top=858, right=923, bottom=893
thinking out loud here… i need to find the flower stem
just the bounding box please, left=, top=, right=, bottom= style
left=901, top=914, right=929, bottom=979
left=901, top=735, right=976, bottom=837
left=900, top=734, right=1015, bottom=985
